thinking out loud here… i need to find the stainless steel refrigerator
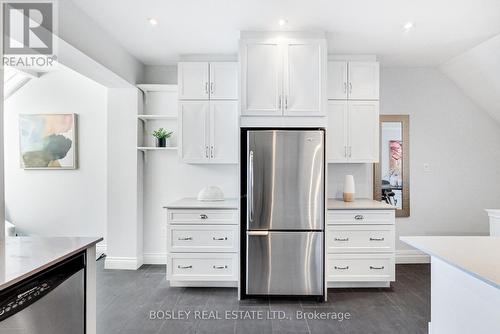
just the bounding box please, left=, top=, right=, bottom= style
left=243, top=129, right=325, bottom=298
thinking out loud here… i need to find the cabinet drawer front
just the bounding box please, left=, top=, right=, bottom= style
left=328, top=210, right=394, bottom=225
left=168, top=209, right=238, bottom=224
left=327, top=225, right=395, bottom=253
left=168, top=225, right=239, bottom=252
left=167, top=253, right=238, bottom=281
left=327, top=254, right=395, bottom=282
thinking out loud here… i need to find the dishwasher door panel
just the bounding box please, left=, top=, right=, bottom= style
left=246, top=231, right=323, bottom=295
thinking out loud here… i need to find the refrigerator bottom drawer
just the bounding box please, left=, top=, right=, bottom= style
left=246, top=231, right=324, bottom=295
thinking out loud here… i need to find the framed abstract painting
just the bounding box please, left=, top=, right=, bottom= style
left=19, top=114, right=78, bottom=169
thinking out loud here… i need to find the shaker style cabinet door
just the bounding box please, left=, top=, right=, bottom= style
left=327, top=101, right=349, bottom=162
left=240, top=41, right=283, bottom=116
left=283, top=41, right=324, bottom=115
left=209, top=62, right=238, bottom=100
left=327, top=61, right=348, bottom=100
left=209, top=101, right=238, bottom=163
left=347, top=62, right=380, bottom=100
left=348, top=101, right=379, bottom=163
left=178, top=62, right=210, bottom=100
left=179, top=101, right=209, bottom=163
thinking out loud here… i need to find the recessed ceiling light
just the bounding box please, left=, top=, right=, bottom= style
left=278, top=18, right=288, bottom=26
left=403, top=21, right=414, bottom=31
left=148, top=18, right=158, bottom=26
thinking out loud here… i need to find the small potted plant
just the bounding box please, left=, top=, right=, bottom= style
left=152, top=128, right=173, bottom=147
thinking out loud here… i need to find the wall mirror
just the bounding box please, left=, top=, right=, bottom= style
left=373, top=115, right=410, bottom=217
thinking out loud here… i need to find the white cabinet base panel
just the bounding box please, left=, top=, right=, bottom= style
left=327, top=281, right=390, bottom=288
left=169, top=280, right=238, bottom=288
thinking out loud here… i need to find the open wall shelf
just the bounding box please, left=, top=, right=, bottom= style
left=137, top=115, right=177, bottom=122
left=137, top=147, right=178, bottom=152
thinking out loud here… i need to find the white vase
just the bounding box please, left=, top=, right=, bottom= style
left=343, top=175, right=355, bottom=202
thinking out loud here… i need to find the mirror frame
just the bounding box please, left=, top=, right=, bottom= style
left=373, top=115, right=410, bottom=217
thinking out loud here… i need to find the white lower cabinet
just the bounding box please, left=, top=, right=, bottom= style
left=166, top=207, right=239, bottom=287
left=327, top=209, right=395, bottom=287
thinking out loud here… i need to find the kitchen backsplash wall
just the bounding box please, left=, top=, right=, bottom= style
left=327, top=163, right=373, bottom=199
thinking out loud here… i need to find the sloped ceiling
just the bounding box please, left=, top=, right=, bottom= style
left=439, top=34, right=500, bottom=124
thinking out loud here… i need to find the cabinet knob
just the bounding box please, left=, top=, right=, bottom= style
left=354, top=215, right=364, bottom=220
left=334, top=266, right=349, bottom=270
left=213, top=237, right=228, bottom=241
left=369, top=237, right=385, bottom=241
left=334, top=237, right=349, bottom=241
left=178, top=237, right=193, bottom=241
left=200, top=214, right=208, bottom=220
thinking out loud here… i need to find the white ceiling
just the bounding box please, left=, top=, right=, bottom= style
left=71, top=0, right=500, bottom=67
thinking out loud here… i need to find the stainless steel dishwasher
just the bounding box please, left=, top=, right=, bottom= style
left=0, top=252, right=85, bottom=334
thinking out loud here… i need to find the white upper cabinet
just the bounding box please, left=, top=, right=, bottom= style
left=209, top=62, right=238, bottom=100
left=178, top=61, right=238, bottom=100
left=327, top=60, right=379, bottom=100
left=284, top=41, right=324, bottom=115
left=327, top=101, right=348, bottom=162
left=180, top=101, right=238, bottom=164
left=327, top=61, right=348, bottom=100
left=240, top=36, right=326, bottom=116
left=348, top=101, right=379, bottom=162
left=209, top=101, right=238, bottom=163
left=348, top=62, right=379, bottom=100
left=179, top=101, right=210, bottom=163
left=327, top=100, right=379, bottom=163
left=240, top=41, right=283, bottom=116
left=178, top=62, right=210, bottom=100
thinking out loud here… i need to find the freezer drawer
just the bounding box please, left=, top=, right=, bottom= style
left=246, top=231, right=323, bottom=295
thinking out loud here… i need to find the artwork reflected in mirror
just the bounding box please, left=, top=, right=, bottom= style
left=374, top=115, right=410, bottom=217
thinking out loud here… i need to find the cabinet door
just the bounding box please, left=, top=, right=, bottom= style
left=327, top=101, right=348, bottom=163
left=209, top=101, right=238, bottom=164
left=348, top=101, right=379, bottom=163
left=283, top=40, right=324, bottom=115
left=240, top=41, right=283, bottom=115
left=209, top=62, right=238, bottom=100
left=327, top=61, right=348, bottom=99
left=179, top=101, right=209, bottom=163
left=348, top=62, right=379, bottom=100
left=178, top=62, right=209, bottom=100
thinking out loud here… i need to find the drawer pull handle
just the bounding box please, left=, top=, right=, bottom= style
left=213, top=237, right=228, bottom=241
left=334, top=266, right=349, bottom=270
left=200, top=214, right=208, bottom=220
left=177, top=265, right=192, bottom=269
left=369, top=237, right=385, bottom=241
left=213, top=265, right=227, bottom=269
left=370, top=266, right=385, bottom=270
left=178, top=237, right=192, bottom=241
left=334, top=237, right=349, bottom=241
left=354, top=215, right=364, bottom=220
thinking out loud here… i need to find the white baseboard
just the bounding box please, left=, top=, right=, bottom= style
left=396, top=249, right=430, bottom=264
left=143, top=252, right=167, bottom=265
left=105, top=256, right=144, bottom=270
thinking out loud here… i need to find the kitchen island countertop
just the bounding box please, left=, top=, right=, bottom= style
left=164, top=197, right=239, bottom=209
left=327, top=198, right=396, bottom=210
left=1, top=236, right=102, bottom=291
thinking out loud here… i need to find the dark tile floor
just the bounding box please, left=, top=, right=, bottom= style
left=96, top=260, right=430, bottom=334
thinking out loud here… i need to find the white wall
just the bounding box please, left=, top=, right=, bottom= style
left=440, top=34, right=500, bottom=124
left=143, top=66, right=177, bottom=85
left=329, top=67, right=500, bottom=251
left=4, top=67, right=107, bottom=241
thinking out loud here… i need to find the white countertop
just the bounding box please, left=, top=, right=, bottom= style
left=0, top=237, right=102, bottom=291
left=400, top=236, right=500, bottom=289
left=328, top=198, right=396, bottom=210
left=164, top=197, right=239, bottom=209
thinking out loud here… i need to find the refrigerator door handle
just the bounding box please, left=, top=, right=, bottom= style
left=247, top=231, right=269, bottom=236
left=248, top=150, right=254, bottom=223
